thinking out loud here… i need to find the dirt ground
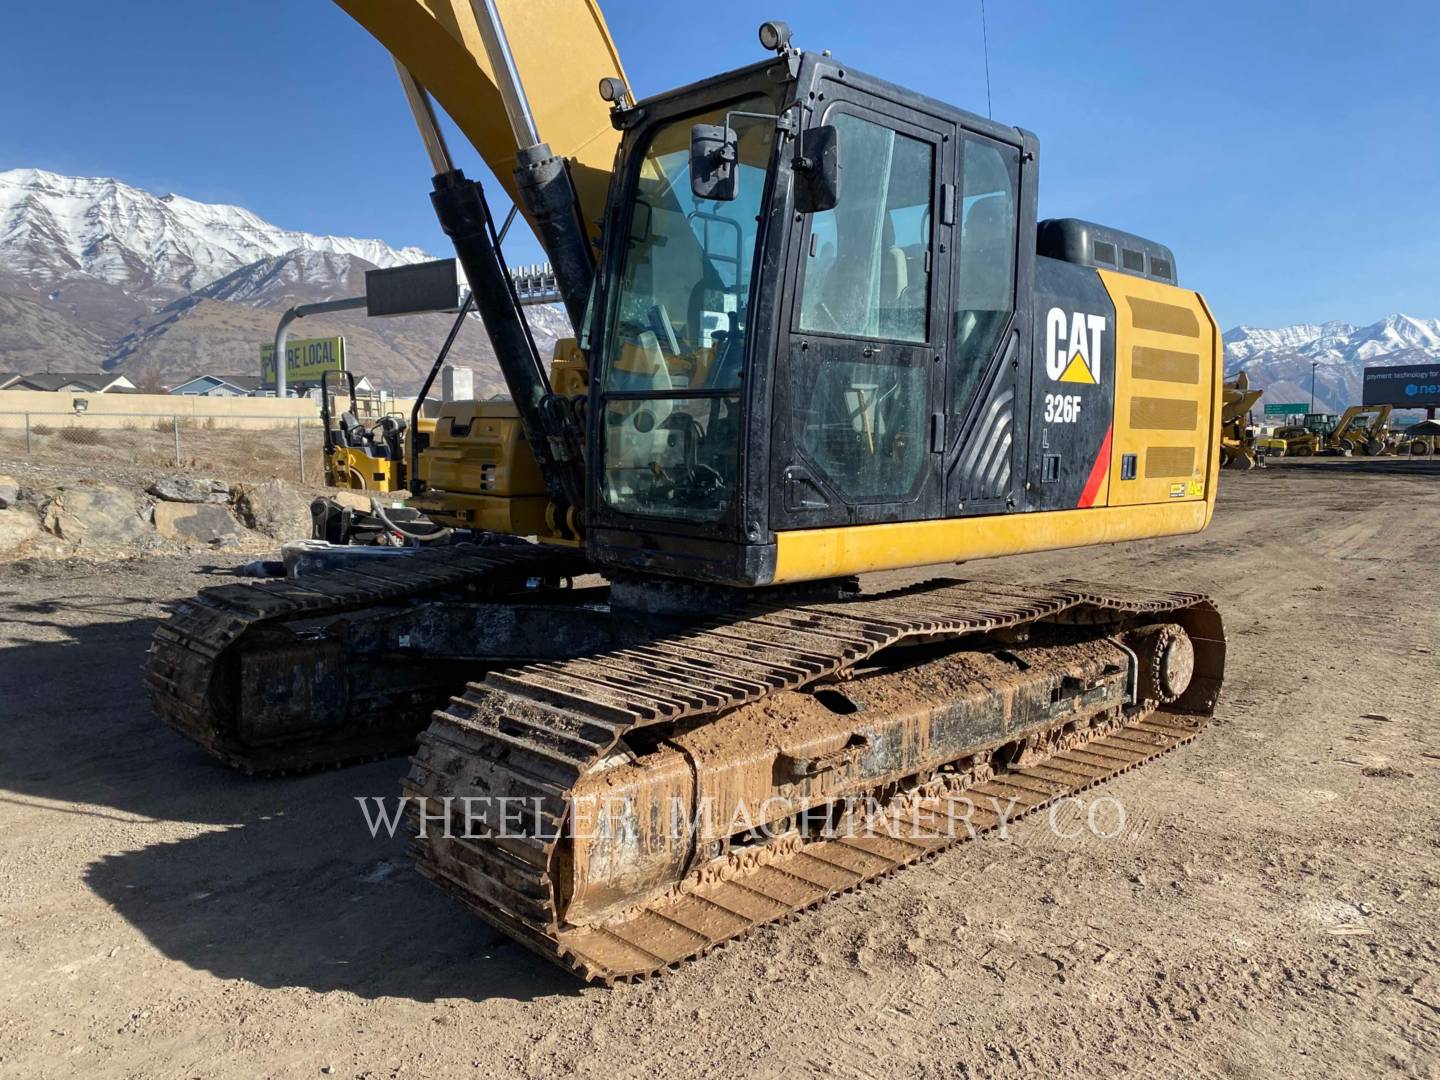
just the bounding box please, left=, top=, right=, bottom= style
left=1, top=459, right=1437, bottom=1079
left=0, top=423, right=327, bottom=491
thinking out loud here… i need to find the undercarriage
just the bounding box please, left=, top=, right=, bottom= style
left=145, top=548, right=1223, bottom=980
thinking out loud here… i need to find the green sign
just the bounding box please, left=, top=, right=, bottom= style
left=1263, top=402, right=1308, bottom=415
left=260, top=336, right=346, bottom=386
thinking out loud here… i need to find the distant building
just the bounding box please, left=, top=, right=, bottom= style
left=163, top=372, right=385, bottom=400
left=302, top=376, right=380, bottom=409
left=297, top=375, right=376, bottom=396
left=0, top=372, right=137, bottom=393
left=167, top=374, right=267, bottom=397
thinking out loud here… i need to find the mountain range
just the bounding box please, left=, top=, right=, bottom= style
left=0, top=168, right=565, bottom=394
left=1223, top=316, right=1440, bottom=414
left=0, top=168, right=1435, bottom=412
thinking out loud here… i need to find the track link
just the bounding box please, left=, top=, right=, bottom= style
left=405, top=577, right=1225, bottom=983
left=144, top=543, right=586, bottom=773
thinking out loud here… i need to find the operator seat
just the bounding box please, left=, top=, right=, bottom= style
left=954, top=196, right=1013, bottom=354
left=812, top=217, right=907, bottom=336
left=337, top=411, right=363, bottom=448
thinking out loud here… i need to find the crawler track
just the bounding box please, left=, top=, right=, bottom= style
left=144, top=543, right=586, bottom=773
left=406, top=578, right=1225, bottom=983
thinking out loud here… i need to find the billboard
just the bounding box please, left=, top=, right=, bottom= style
left=260, top=336, right=346, bottom=387
left=1363, top=362, right=1440, bottom=408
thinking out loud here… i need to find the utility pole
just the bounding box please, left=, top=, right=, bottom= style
left=1309, top=360, right=1319, bottom=412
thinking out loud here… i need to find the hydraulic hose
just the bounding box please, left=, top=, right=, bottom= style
left=370, top=497, right=454, bottom=544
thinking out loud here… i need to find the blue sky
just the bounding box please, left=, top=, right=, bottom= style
left=2, top=0, right=1436, bottom=328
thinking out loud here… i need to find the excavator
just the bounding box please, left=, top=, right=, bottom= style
left=145, top=0, right=1226, bottom=982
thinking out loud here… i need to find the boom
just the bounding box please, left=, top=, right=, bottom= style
left=333, top=0, right=625, bottom=245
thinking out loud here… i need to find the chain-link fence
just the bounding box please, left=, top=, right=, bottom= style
left=0, top=412, right=327, bottom=486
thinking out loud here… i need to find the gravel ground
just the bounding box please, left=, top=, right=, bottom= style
left=0, top=458, right=1436, bottom=1079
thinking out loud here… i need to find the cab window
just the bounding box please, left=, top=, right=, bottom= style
left=798, top=113, right=934, bottom=344
left=950, top=136, right=1019, bottom=416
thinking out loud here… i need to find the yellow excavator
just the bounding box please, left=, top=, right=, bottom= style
left=146, top=1, right=1227, bottom=982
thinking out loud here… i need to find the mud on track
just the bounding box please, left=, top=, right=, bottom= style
left=0, top=460, right=1436, bottom=1078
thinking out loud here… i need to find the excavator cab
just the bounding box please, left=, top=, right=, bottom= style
left=583, top=50, right=1220, bottom=587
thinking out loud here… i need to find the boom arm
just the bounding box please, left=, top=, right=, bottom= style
left=333, top=0, right=625, bottom=243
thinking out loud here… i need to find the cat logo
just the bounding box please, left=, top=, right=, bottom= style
left=1045, top=308, right=1106, bottom=385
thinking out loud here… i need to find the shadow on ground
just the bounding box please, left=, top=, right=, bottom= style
left=80, top=774, right=582, bottom=1003
left=0, top=576, right=581, bottom=1003
left=0, top=583, right=263, bottom=825
left=1265, top=457, right=1440, bottom=476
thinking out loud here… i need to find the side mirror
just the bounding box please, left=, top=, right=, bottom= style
left=690, top=123, right=738, bottom=201
left=794, top=124, right=841, bottom=213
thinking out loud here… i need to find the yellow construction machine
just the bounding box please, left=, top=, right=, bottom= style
left=1267, top=406, right=1394, bottom=458
left=1401, top=418, right=1439, bottom=455
left=1265, top=421, right=1320, bottom=457
left=1325, top=404, right=1392, bottom=456
left=313, top=368, right=454, bottom=545
left=1219, top=371, right=1265, bottom=469
left=319, top=369, right=416, bottom=493
left=146, top=1, right=1227, bottom=982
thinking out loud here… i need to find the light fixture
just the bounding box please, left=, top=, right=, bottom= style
left=597, top=76, right=629, bottom=107
left=758, top=20, right=792, bottom=54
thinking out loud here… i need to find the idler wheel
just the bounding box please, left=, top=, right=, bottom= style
left=1123, top=623, right=1195, bottom=704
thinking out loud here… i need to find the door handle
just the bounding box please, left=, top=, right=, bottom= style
left=930, top=412, right=946, bottom=454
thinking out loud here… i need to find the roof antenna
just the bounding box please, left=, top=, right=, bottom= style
left=979, top=0, right=993, bottom=118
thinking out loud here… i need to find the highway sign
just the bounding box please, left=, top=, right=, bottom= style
left=1263, top=403, right=1307, bottom=415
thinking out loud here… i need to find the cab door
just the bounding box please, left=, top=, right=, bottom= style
left=770, top=93, right=955, bottom=529
left=941, top=131, right=1025, bottom=517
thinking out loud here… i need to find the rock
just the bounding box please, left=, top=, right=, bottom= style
left=0, top=474, right=18, bottom=510
left=147, top=477, right=231, bottom=504
left=0, top=506, right=42, bottom=552
left=232, top=479, right=313, bottom=540
left=42, top=485, right=149, bottom=548
left=153, top=501, right=244, bottom=547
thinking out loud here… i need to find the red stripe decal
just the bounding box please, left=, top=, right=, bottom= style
left=1077, top=425, right=1113, bottom=508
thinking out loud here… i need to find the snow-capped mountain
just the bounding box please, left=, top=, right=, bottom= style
left=1225, top=315, right=1440, bottom=368
left=0, top=169, right=550, bottom=393
left=1224, top=315, right=1440, bottom=414
left=0, top=168, right=429, bottom=300
left=189, top=249, right=378, bottom=307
